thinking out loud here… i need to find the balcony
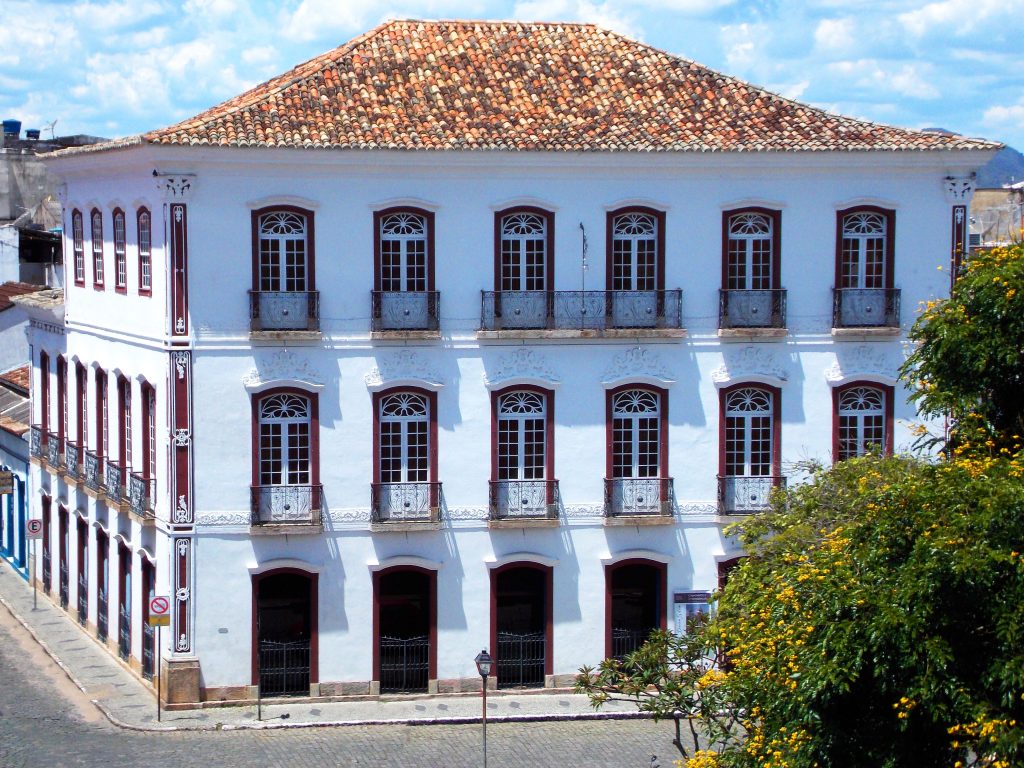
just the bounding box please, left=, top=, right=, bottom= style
left=719, top=289, right=787, bottom=335
left=832, top=288, right=900, bottom=332
left=371, top=482, right=442, bottom=527
left=29, top=425, right=44, bottom=460
left=489, top=479, right=559, bottom=524
left=249, top=290, right=320, bottom=333
left=480, top=290, right=683, bottom=337
left=105, top=463, right=125, bottom=503
left=371, top=290, right=440, bottom=335
left=128, top=473, right=156, bottom=520
left=250, top=484, right=323, bottom=529
left=604, top=477, right=674, bottom=522
left=47, top=431, right=63, bottom=469
left=718, top=475, right=786, bottom=515
left=84, top=450, right=105, bottom=492
left=65, top=441, right=82, bottom=481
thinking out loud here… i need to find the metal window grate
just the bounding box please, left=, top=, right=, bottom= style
left=379, top=635, right=430, bottom=693
left=496, top=631, right=546, bottom=689
left=258, top=640, right=310, bottom=696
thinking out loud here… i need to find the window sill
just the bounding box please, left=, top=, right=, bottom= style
left=250, top=523, right=323, bottom=536
left=831, top=326, right=901, bottom=338
left=249, top=330, right=323, bottom=342
left=603, top=514, right=675, bottom=526
left=370, top=520, right=442, bottom=532
left=718, top=327, right=788, bottom=340
left=477, top=328, right=686, bottom=340
left=371, top=330, right=442, bottom=341
left=488, top=517, right=560, bottom=529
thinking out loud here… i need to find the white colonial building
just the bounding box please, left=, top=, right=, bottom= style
left=28, top=20, right=997, bottom=704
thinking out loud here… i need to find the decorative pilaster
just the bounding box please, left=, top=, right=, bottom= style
left=944, top=175, right=975, bottom=285
left=158, top=174, right=195, bottom=339
left=168, top=349, right=196, bottom=667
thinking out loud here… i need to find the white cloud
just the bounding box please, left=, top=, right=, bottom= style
left=827, top=59, right=939, bottom=99
left=813, top=17, right=855, bottom=55
left=242, top=46, right=277, bottom=65
left=630, top=0, right=735, bottom=13
left=720, top=22, right=762, bottom=72
left=69, top=0, right=167, bottom=30
left=984, top=99, right=1024, bottom=130
left=898, top=0, right=1023, bottom=37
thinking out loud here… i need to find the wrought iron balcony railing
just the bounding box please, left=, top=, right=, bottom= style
left=128, top=473, right=156, bottom=519
left=604, top=477, right=674, bottom=517
left=489, top=479, right=559, bottom=520
left=719, top=288, right=787, bottom=329
left=65, top=441, right=82, bottom=480
left=480, top=290, right=682, bottom=331
left=249, top=290, right=320, bottom=332
left=105, top=463, right=125, bottom=502
left=29, top=425, right=44, bottom=459
left=250, top=484, right=323, bottom=526
left=371, top=482, right=442, bottom=523
left=832, top=288, right=900, bottom=328
left=371, top=290, right=440, bottom=331
left=718, top=475, right=787, bottom=515
left=84, top=450, right=105, bottom=492
left=47, top=432, right=63, bottom=469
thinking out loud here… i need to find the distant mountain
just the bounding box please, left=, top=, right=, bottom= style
left=921, top=128, right=1023, bottom=188
left=977, top=146, right=1024, bottom=188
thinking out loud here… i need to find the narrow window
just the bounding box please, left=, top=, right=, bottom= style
left=39, top=351, right=50, bottom=435
left=118, top=376, right=132, bottom=470
left=56, top=356, right=68, bottom=443
left=499, top=210, right=550, bottom=292
left=610, top=211, right=658, bottom=291
left=839, top=210, right=890, bottom=289
left=91, top=209, right=104, bottom=287
left=72, top=210, right=85, bottom=285
left=611, top=389, right=661, bottom=479
left=76, top=362, right=88, bottom=448
left=257, top=210, right=309, bottom=293
left=378, top=211, right=429, bottom=292
left=497, top=390, right=548, bottom=481
left=113, top=208, right=127, bottom=290
left=258, top=393, right=312, bottom=487
left=96, top=370, right=108, bottom=458
left=836, top=385, right=889, bottom=460
left=137, top=208, right=152, bottom=294
left=142, top=384, right=156, bottom=481
left=726, top=212, right=774, bottom=290
left=724, top=388, right=774, bottom=478
left=379, top=392, right=430, bottom=484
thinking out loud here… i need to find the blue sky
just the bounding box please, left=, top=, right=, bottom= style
left=2, top=0, right=1022, bottom=149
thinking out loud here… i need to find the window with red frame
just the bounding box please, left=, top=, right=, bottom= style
left=137, top=208, right=152, bottom=294
left=610, top=388, right=663, bottom=479
left=91, top=209, right=104, bottom=287
left=608, top=208, right=664, bottom=291
left=95, top=370, right=108, bottom=459
left=376, top=209, right=433, bottom=293
left=257, top=392, right=313, bottom=487
left=56, top=356, right=68, bottom=444
left=722, top=386, right=776, bottom=479
left=117, top=376, right=132, bottom=470
left=838, top=209, right=893, bottom=290
left=496, top=208, right=553, bottom=292
left=142, top=383, right=156, bottom=480
left=71, top=210, right=85, bottom=284
left=724, top=209, right=780, bottom=291
left=39, top=350, right=50, bottom=434
left=495, top=389, right=550, bottom=482
left=113, top=209, right=127, bottom=290
left=834, top=383, right=893, bottom=460
left=75, top=362, right=88, bottom=449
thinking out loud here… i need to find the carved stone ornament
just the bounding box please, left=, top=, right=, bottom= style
left=825, top=345, right=902, bottom=386
left=195, top=511, right=250, bottom=527
left=711, top=345, right=788, bottom=387
left=601, top=347, right=676, bottom=387
left=244, top=350, right=324, bottom=391
left=484, top=349, right=560, bottom=389
left=944, top=175, right=976, bottom=203
left=173, top=429, right=191, bottom=447
left=365, top=349, right=444, bottom=391
left=158, top=174, right=196, bottom=201
left=173, top=494, right=190, bottom=523
left=173, top=351, right=190, bottom=380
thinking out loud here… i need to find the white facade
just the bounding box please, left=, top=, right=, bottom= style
left=27, top=142, right=992, bottom=702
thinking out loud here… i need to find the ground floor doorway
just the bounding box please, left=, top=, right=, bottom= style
left=607, top=560, right=666, bottom=659
left=253, top=570, right=317, bottom=697
left=493, top=565, right=551, bottom=689
left=375, top=568, right=435, bottom=693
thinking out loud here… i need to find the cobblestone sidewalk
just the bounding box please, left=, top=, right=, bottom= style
left=0, top=562, right=640, bottom=732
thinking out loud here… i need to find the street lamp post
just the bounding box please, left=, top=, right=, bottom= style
left=475, top=649, right=493, bottom=768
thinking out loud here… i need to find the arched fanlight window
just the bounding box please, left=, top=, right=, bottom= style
left=724, top=388, right=773, bottom=477
left=379, top=392, right=430, bottom=483
left=91, top=209, right=104, bottom=285
left=72, top=210, right=85, bottom=283
left=726, top=212, right=773, bottom=290
left=379, top=211, right=428, bottom=292
left=497, top=390, right=547, bottom=481
left=837, top=385, right=886, bottom=460
left=113, top=209, right=127, bottom=288
left=611, top=212, right=657, bottom=291
left=258, top=210, right=309, bottom=292
left=258, top=393, right=311, bottom=486
left=840, top=211, right=889, bottom=289
left=611, top=389, right=660, bottom=478
left=500, top=212, right=548, bottom=292
left=137, top=209, right=152, bottom=292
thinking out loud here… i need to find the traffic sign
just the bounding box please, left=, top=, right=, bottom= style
left=148, top=595, right=171, bottom=626
left=26, top=519, right=43, bottom=538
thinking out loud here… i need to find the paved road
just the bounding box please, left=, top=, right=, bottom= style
left=0, top=612, right=680, bottom=768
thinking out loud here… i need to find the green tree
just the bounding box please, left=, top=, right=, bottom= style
left=902, top=241, right=1024, bottom=449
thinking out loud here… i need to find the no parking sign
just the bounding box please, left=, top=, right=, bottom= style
left=148, top=595, right=171, bottom=627
left=26, top=519, right=43, bottom=538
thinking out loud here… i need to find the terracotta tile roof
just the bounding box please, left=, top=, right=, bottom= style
left=0, top=365, right=29, bottom=394
left=0, top=282, right=46, bottom=312
left=135, top=20, right=996, bottom=153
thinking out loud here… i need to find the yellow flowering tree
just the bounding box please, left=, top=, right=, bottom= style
left=902, top=241, right=1024, bottom=449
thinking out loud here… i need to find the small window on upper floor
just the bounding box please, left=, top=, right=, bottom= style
left=720, top=209, right=785, bottom=330
left=372, top=209, right=438, bottom=332
left=137, top=208, right=152, bottom=295
left=833, top=208, right=899, bottom=329
left=91, top=209, right=104, bottom=288
left=250, top=207, right=318, bottom=332
left=113, top=209, right=127, bottom=291
left=71, top=210, right=85, bottom=285
left=608, top=209, right=663, bottom=292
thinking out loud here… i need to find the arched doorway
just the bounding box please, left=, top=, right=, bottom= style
left=606, top=560, right=666, bottom=659
left=374, top=568, right=435, bottom=693
left=252, top=570, right=317, bottom=697
left=492, top=564, right=551, bottom=689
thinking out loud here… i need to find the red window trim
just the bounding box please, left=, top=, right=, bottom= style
left=717, top=382, right=782, bottom=479
left=71, top=209, right=85, bottom=286
left=721, top=207, right=782, bottom=289
left=95, top=369, right=107, bottom=458
left=117, top=539, right=132, bottom=656
left=141, top=381, right=155, bottom=481
left=250, top=205, right=317, bottom=291
left=39, top=350, right=50, bottom=435
left=493, top=206, right=555, bottom=292
left=137, top=207, right=152, bottom=296
left=489, top=562, right=554, bottom=679
left=605, top=206, right=666, bottom=291
left=56, top=356, right=67, bottom=443
left=372, top=566, right=437, bottom=684
left=90, top=208, right=105, bottom=289
left=489, top=384, right=555, bottom=482
left=603, top=559, right=668, bottom=659
left=250, top=387, right=321, bottom=488
left=371, top=387, right=439, bottom=485
left=831, top=381, right=895, bottom=463
left=372, top=206, right=436, bottom=292
left=834, top=206, right=895, bottom=289
left=112, top=208, right=127, bottom=293
left=117, top=375, right=130, bottom=471
left=604, top=383, right=669, bottom=479
left=75, top=362, right=87, bottom=448
left=250, top=568, right=320, bottom=687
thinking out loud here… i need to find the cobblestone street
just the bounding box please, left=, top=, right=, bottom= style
left=0, top=610, right=678, bottom=768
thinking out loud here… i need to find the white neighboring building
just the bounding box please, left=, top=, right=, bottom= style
left=31, top=20, right=998, bottom=703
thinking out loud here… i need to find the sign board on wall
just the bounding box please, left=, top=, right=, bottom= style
left=673, top=591, right=713, bottom=636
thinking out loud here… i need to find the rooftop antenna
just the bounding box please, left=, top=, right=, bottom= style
left=44, top=119, right=57, bottom=140
left=579, top=221, right=589, bottom=293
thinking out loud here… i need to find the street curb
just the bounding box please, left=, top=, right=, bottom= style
left=1, top=573, right=649, bottom=734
